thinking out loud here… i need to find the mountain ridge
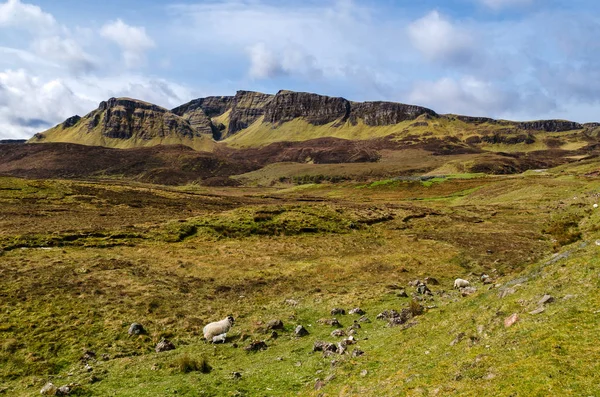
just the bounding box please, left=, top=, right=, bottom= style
left=29, top=89, right=598, bottom=151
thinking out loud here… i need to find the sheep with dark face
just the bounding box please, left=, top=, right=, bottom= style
left=203, top=316, right=234, bottom=341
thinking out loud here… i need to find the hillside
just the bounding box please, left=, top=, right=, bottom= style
left=30, top=90, right=600, bottom=154
left=29, top=98, right=215, bottom=152
left=1, top=158, right=599, bottom=396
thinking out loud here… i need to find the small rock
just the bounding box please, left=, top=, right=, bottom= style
left=294, top=361, right=302, bottom=367
left=155, top=339, right=175, bottom=353
left=331, top=329, right=346, bottom=338
left=40, top=382, right=58, bottom=396
left=450, top=332, right=465, bottom=346
left=529, top=307, right=545, bottom=315
left=408, top=279, right=421, bottom=287
left=266, top=319, right=284, bottom=330
left=594, top=204, right=598, bottom=209
left=397, top=289, right=409, bottom=298
left=336, top=342, right=346, bottom=355
left=417, top=283, right=433, bottom=296
left=128, top=323, right=146, bottom=336
left=80, top=350, right=96, bottom=362
left=460, top=287, right=477, bottom=297
left=285, top=299, right=299, bottom=307
left=314, top=380, right=325, bottom=391
left=377, top=310, right=400, bottom=320
left=231, top=372, right=242, bottom=379
left=151, top=364, right=159, bottom=371
left=270, top=331, right=278, bottom=339
left=595, top=240, right=600, bottom=246
left=352, top=349, right=365, bottom=357
left=349, top=308, right=365, bottom=315
left=313, top=341, right=337, bottom=352
left=294, top=325, right=309, bottom=337
left=504, top=313, right=519, bottom=328
left=56, top=386, right=71, bottom=396
left=318, top=318, right=342, bottom=327
left=358, top=316, right=371, bottom=323
left=244, top=341, right=268, bottom=352
left=360, top=369, right=368, bottom=377
left=539, top=295, right=555, bottom=305
left=348, top=321, right=361, bottom=330
left=563, top=294, right=576, bottom=300
left=101, top=353, right=110, bottom=361
left=424, top=277, right=440, bottom=285
left=499, top=288, right=516, bottom=299
left=84, top=364, right=93, bottom=372
left=331, top=308, right=346, bottom=316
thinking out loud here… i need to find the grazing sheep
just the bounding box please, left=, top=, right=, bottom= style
left=212, top=333, right=227, bottom=344
left=203, top=316, right=234, bottom=341
left=454, top=278, right=470, bottom=289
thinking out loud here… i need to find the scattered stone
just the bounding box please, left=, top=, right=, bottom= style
left=266, top=319, right=284, bottom=330
left=84, top=364, right=93, bottom=372
left=450, top=332, right=466, bottom=346
left=80, top=350, right=96, bottom=362
left=539, top=295, right=555, bottom=305
left=101, top=354, right=110, bottom=361
left=377, top=310, right=400, bottom=320
left=349, top=308, right=365, bottom=315
left=360, top=369, right=368, bottom=377
left=270, top=331, right=278, bottom=339
left=336, top=342, right=346, bottom=355
left=244, top=341, right=268, bottom=352
left=331, top=308, right=346, bottom=316
left=313, top=341, right=337, bottom=353
left=499, top=288, right=516, bottom=299
left=529, top=307, right=545, bottom=315
left=352, top=349, right=365, bottom=357
left=231, top=372, right=242, bottom=379
left=89, top=375, right=100, bottom=384
left=397, top=289, right=409, bottom=298
left=481, top=275, right=494, bottom=285
left=294, top=325, right=309, bottom=337
left=563, top=294, right=576, bottom=300
left=318, top=318, right=342, bottom=327
left=285, top=299, right=299, bottom=307
left=314, top=380, right=325, bottom=391
left=424, top=277, right=440, bottom=285
left=57, top=385, right=71, bottom=396
left=460, top=287, right=477, bottom=297
left=151, top=364, right=159, bottom=371
left=408, top=279, right=421, bottom=287
left=40, top=383, right=58, bottom=396
left=325, top=374, right=336, bottom=382
left=358, top=316, right=371, bottom=323
left=417, top=283, right=433, bottom=296
left=128, top=323, right=146, bottom=336
left=155, top=339, right=175, bottom=353
left=348, top=321, right=361, bottom=330
left=504, top=313, right=519, bottom=328
left=294, top=362, right=302, bottom=367
left=331, top=329, right=346, bottom=338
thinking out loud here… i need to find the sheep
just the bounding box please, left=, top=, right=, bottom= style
left=212, top=333, right=227, bottom=344
left=203, top=316, right=234, bottom=341
left=454, top=278, right=470, bottom=289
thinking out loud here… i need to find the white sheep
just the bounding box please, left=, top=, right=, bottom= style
left=212, top=333, right=227, bottom=344
left=203, top=316, right=234, bottom=341
left=454, top=278, right=470, bottom=289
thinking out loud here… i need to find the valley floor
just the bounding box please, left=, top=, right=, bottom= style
left=1, top=161, right=600, bottom=396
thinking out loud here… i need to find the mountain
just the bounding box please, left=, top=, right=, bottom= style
left=30, top=90, right=596, bottom=150
left=29, top=97, right=215, bottom=151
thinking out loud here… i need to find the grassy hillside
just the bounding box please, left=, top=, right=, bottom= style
left=1, top=158, right=599, bottom=396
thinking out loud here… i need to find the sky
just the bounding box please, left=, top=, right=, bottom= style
left=1, top=0, right=600, bottom=139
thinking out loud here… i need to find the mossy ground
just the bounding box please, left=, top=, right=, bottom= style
left=1, top=163, right=600, bottom=396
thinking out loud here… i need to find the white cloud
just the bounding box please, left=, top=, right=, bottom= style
left=30, top=36, right=96, bottom=73
left=408, top=11, right=475, bottom=65
left=0, top=0, right=56, bottom=33
left=100, top=19, right=155, bottom=68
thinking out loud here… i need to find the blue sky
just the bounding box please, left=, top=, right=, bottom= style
left=1, top=0, right=600, bottom=139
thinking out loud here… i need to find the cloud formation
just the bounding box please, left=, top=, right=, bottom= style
left=100, top=19, right=155, bottom=68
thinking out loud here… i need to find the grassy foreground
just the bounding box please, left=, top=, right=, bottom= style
left=1, top=161, right=599, bottom=396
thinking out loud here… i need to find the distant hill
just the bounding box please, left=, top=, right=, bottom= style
left=29, top=90, right=600, bottom=152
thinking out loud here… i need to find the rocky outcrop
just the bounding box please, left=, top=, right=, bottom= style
left=228, top=91, right=274, bottom=135
left=516, top=120, right=582, bottom=132
left=264, top=90, right=350, bottom=126
left=350, top=102, right=437, bottom=126
left=62, top=115, right=81, bottom=128
left=172, top=96, right=233, bottom=118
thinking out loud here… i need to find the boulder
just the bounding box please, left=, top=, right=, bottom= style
left=331, top=329, right=346, bottom=338
left=424, top=277, right=440, bottom=285
left=294, top=325, right=309, bottom=337
left=539, top=295, right=555, bottom=305
left=460, top=287, right=477, bottom=297
left=331, top=308, right=346, bottom=316
left=504, top=313, right=519, bottom=328
left=155, top=339, right=175, bottom=353
left=529, top=307, right=545, bottom=315
left=128, top=323, right=146, bottom=336
left=244, top=341, right=268, bottom=352
left=349, top=308, right=365, bottom=315
left=266, top=319, right=284, bottom=330
left=40, top=383, right=58, bottom=396
left=313, top=341, right=337, bottom=352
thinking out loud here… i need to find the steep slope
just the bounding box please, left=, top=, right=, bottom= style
left=30, top=98, right=215, bottom=151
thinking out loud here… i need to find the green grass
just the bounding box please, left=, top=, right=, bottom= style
left=1, top=165, right=600, bottom=396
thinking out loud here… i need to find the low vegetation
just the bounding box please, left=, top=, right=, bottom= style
left=1, top=158, right=599, bottom=396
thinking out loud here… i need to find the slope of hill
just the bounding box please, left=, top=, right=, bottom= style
left=29, top=98, right=215, bottom=151
left=30, top=90, right=600, bottom=154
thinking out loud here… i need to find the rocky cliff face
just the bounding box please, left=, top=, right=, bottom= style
left=30, top=98, right=214, bottom=151
left=228, top=91, right=274, bottom=135
left=264, top=90, right=350, bottom=125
